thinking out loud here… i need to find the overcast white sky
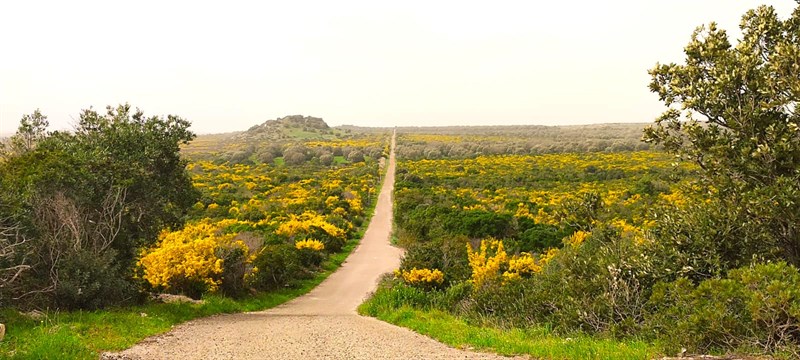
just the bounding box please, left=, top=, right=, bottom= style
left=0, top=1, right=796, bottom=134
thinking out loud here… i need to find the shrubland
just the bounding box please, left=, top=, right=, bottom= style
left=394, top=123, right=652, bottom=160
left=363, top=3, right=800, bottom=358
left=0, top=108, right=389, bottom=358
left=181, top=114, right=387, bottom=166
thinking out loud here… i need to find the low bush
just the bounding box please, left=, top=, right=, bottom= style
left=647, top=262, right=800, bottom=356
left=218, top=245, right=249, bottom=298
left=54, top=249, right=138, bottom=309
left=295, top=239, right=326, bottom=267
left=247, top=244, right=308, bottom=291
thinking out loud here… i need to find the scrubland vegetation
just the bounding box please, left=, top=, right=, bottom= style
left=0, top=109, right=388, bottom=358
left=394, top=123, right=652, bottom=160
left=182, top=114, right=387, bottom=166
left=0, top=2, right=797, bottom=359
left=362, top=4, right=800, bottom=359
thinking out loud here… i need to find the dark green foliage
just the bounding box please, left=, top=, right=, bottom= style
left=647, top=262, right=800, bottom=355
left=644, top=4, right=800, bottom=265
left=646, top=197, right=775, bottom=282
left=399, top=236, right=471, bottom=284
left=518, top=223, right=569, bottom=252
left=218, top=246, right=248, bottom=298
left=52, top=249, right=138, bottom=309
left=447, top=210, right=514, bottom=239
left=247, top=244, right=308, bottom=291
left=321, top=234, right=347, bottom=253
left=297, top=248, right=325, bottom=268
left=0, top=104, right=198, bottom=309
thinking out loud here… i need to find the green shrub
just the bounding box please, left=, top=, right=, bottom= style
left=360, top=277, right=434, bottom=316
left=647, top=262, right=800, bottom=355
left=729, top=262, right=800, bottom=354
left=517, top=223, right=567, bottom=252
left=218, top=246, right=248, bottom=298
left=400, top=236, right=471, bottom=284
left=247, top=244, right=307, bottom=291
left=297, top=247, right=325, bottom=267
left=647, top=277, right=750, bottom=354
left=54, top=250, right=138, bottom=309
left=318, top=234, right=346, bottom=253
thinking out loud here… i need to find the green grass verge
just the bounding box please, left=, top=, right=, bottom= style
left=358, top=290, right=661, bottom=360
left=0, top=237, right=359, bottom=360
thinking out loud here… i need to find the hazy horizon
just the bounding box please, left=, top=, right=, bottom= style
left=1, top=1, right=796, bottom=135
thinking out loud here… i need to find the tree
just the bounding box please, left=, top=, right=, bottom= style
left=0, top=104, right=199, bottom=308
left=2, top=110, right=48, bottom=157
left=644, top=4, right=800, bottom=264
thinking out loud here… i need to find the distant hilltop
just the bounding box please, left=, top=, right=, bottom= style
left=246, top=115, right=329, bottom=133
left=235, top=115, right=335, bottom=141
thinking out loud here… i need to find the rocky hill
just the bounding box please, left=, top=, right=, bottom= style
left=236, top=115, right=336, bottom=141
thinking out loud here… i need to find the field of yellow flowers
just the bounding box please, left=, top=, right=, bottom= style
left=361, top=146, right=723, bottom=358
left=138, top=138, right=385, bottom=298
left=366, top=124, right=800, bottom=358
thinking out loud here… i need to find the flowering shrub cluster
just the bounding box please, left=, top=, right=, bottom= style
left=138, top=220, right=241, bottom=297
left=295, top=239, right=325, bottom=251
left=466, top=238, right=547, bottom=287
left=397, top=268, right=444, bottom=288
left=138, top=135, right=387, bottom=298
left=384, top=144, right=758, bottom=350
left=466, top=238, right=507, bottom=288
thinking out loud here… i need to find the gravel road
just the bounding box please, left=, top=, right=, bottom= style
left=109, top=133, right=513, bottom=359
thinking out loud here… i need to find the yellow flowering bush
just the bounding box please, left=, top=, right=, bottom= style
left=467, top=238, right=508, bottom=288
left=276, top=211, right=347, bottom=251
left=138, top=220, right=240, bottom=297
left=294, top=239, right=326, bottom=267
left=398, top=268, right=444, bottom=289
left=538, top=247, right=559, bottom=266
left=295, top=239, right=325, bottom=251
left=566, top=230, right=590, bottom=248
left=468, top=238, right=554, bottom=286
left=276, top=211, right=345, bottom=239
left=502, top=253, right=542, bottom=282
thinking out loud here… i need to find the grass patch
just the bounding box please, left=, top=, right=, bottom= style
left=359, top=288, right=661, bottom=360
left=333, top=155, right=348, bottom=164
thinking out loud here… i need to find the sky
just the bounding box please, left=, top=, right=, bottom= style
left=0, top=1, right=797, bottom=135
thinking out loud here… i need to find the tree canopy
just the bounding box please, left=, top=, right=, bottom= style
left=0, top=104, right=198, bottom=308
left=644, top=4, right=800, bottom=263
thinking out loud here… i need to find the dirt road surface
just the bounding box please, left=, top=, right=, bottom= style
left=111, top=133, right=512, bottom=359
